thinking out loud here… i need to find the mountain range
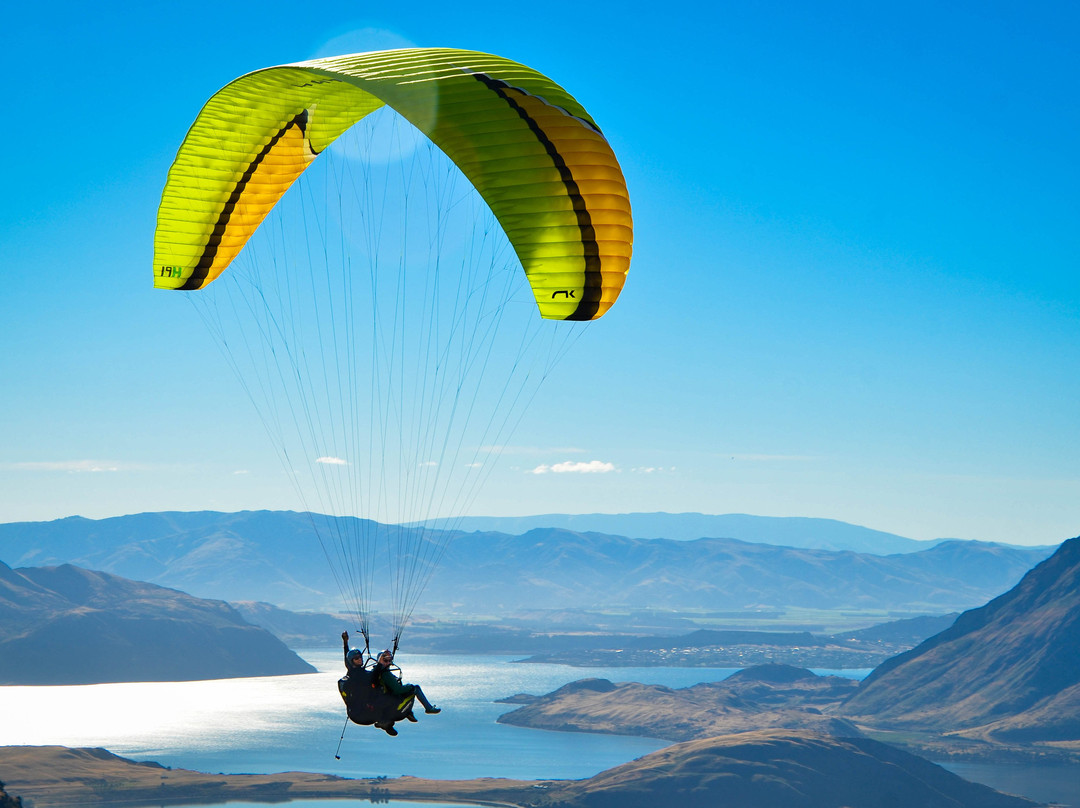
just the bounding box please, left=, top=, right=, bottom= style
left=436, top=531, right=1050, bottom=615
left=0, top=560, right=314, bottom=684
left=0, top=511, right=1055, bottom=616
left=418, top=511, right=939, bottom=553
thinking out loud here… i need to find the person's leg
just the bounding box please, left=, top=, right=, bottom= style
left=412, top=685, right=440, bottom=713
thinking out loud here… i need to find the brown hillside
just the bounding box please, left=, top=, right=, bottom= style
left=497, top=667, right=860, bottom=741
left=841, top=535, right=1080, bottom=742
left=0, top=736, right=1037, bottom=808
left=547, top=731, right=1037, bottom=808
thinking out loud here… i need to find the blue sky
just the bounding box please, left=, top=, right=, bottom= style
left=2, top=1, right=1077, bottom=544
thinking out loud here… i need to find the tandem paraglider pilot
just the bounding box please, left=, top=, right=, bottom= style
left=339, top=631, right=441, bottom=736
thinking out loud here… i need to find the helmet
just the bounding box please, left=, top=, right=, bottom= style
left=346, top=649, right=363, bottom=663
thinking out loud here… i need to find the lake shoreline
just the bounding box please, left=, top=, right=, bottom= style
left=0, top=745, right=543, bottom=808
left=2, top=733, right=1049, bottom=808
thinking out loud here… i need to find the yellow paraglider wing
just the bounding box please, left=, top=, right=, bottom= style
left=153, top=48, right=632, bottom=320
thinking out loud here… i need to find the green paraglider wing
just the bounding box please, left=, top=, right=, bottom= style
left=153, top=47, right=632, bottom=320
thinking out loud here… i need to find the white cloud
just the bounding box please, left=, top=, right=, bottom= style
left=530, top=460, right=616, bottom=475
left=631, top=466, right=677, bottom=474
left=315, top=456, right=349, bottom=466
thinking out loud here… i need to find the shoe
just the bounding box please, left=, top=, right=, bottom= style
left=425, top=706, right=441, bottom=714
left=405, top=712, right=419, bottom=722
left=382, top=724, right=398, bottom=736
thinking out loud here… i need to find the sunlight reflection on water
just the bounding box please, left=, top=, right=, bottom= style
left=0, top=660, right=340, bottom=752
left=0, top=650, right=742, bottom=780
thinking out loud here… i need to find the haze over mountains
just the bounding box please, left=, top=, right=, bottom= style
left=419, top=512, right=939, bottom=553
left=0, top=511, right=1054, bottom=616
left=438, top=531, right=1047, bottom=615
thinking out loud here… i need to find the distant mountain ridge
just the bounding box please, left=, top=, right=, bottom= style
left=441, top=530, right=1052, bottom=615
left=417, top=511, right=938, bottom=553
left=0, top=511, right=1056, bottom=616
left=0, top=559, right=314, bottom=684
left=841, top=535, right=1080, bottom=743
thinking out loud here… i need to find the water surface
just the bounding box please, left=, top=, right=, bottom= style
left=1, top=652, right=1069, bottom=806
left=0, top=650, right=733, bottom=780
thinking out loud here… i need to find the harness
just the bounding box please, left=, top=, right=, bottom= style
left=371, top=662, right=409, bottom=698
left=340, top=630, right=415, bottom=725
left=339, top=657, right=415, bottom=724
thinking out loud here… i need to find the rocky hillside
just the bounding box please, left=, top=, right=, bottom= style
left=841, top=535, right=1080, bottom=744
left=0, top=560, right=314, bottom=684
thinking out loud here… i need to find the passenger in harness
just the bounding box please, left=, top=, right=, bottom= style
left=339, top=631, right=441, bottom=736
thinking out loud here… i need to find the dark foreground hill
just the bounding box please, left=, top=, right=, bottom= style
left=0, top=736, right=1037, bottom=808
left=0, top=780, right=21, bottom=808
left=0, top=560, right=314, bottom=684
left=0, top=511, right=1054, bottom=615
left=546, top=731, right=1038, bottom=808
left=841, top=535, right=1080, bottom=745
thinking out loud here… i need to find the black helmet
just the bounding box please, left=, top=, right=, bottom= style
left=346, top=649, right=363, bottom=663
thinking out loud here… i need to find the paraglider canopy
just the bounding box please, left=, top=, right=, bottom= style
left=154, top=47, right=632, bottom=320
left=153, top=47, right=632, bottom=647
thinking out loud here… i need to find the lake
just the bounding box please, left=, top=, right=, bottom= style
left=0, top=650, right=1073, bottom=807
left=0, top=650, right=737, bottom=780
